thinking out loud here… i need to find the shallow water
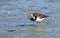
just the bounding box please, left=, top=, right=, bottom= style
left=0, top=0, right=60, bottom=38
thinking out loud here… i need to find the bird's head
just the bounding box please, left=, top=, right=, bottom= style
left=28, top=13, right=35, bottom=19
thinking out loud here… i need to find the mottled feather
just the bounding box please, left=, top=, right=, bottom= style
left=33, top=13, right=48, bottom=18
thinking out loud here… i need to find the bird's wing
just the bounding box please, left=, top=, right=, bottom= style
left=33, top=13, right=48, bottom=18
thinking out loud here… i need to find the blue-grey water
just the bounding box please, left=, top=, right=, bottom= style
left=0, top=0, right=60, bottom=38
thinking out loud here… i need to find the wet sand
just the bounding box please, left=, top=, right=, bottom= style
left=45, top=0, right=60, bottom=2
left=0, top=0, right=60, bottom=38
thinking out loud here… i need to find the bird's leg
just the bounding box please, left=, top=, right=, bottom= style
left=36, top=22, right=39, bottom=28
left=36, top=21, right=40, bottom=25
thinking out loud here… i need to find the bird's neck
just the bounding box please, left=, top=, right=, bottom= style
left=34, top=16, right=37, bottom=20
left=30, top=16, right=37, bottom=21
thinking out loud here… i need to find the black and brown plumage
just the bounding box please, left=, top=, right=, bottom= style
left=28, top=12, right=49, bottom=31
left=28, top=13, right=49, bottom=23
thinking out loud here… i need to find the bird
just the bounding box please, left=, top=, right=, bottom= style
left=28, top=13, right=49, bottom=24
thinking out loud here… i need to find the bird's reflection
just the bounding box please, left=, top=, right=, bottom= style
left=31, top=24, right=42, bottom=36
left=34, top=23, right=40, bottom=32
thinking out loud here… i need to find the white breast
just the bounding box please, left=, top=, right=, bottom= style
left=36, top=17, right=45, bottom=22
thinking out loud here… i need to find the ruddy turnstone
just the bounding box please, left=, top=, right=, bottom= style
left=28, top=13, right=48, bottom=24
